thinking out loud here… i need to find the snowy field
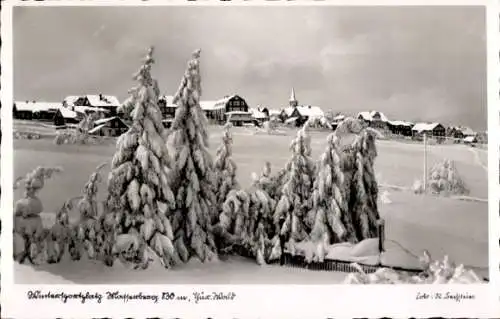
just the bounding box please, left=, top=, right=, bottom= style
left=13, top=125, right=489, bottom=284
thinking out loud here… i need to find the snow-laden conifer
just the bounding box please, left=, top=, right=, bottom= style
left=350, top=130, right=381, bottom=239
left=13, top=167, right=63, bottom=264
left=259, top=161, right=287, bottom=200
left=427, top=159, right=470, bottom=196
left=169, top=49, right=218, bottom=263
left=306, top=118, right=381, bottom=261
left=214, top=163, right=277, bottom=262
left=105, top=47, right=178, bottom=269
left=307, top=133, right=356, bottom=260
left=214, top=122, right=239, bottom=207
left=246, top=173, right=277, bottom=264
left=219, top=172, right=276, bottom=264
left=271, top=122, right=316, bottom=258
left=66, top=163, right=107, bottom=261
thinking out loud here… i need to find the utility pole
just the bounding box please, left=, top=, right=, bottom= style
left=423, top=133, right=427, bottom=193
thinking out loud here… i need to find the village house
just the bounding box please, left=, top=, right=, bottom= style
left=53, top=107, right=82, bottom=127
left=225, top=111, right=254, bottom=126
left=463, top=135, right=478, bottom=145
left=447, top=126, right=465, bottom=140
left=13, top=101, right=62, bottom=121
left=329, top=114, right=346, bottom=131
left=88, top=116, right=129, bottom=137
left=158, top=95, right=178, bottom=119
left=159, top=94, right=251, bottom=125
left=200, top=100, right=224, bottom=123
left=268, top=109, right=282, bottom=122
left=357, top=111, right=390, bottom=131
left=215, top=95, right=249, bottom=113
left=13, top=101, right=35, bottom=120
left=446, top=126, right=476, bottom=143
left=387, top=120, right=414, bottom=137
left=250, top=107, right=270, bottom=124
left=203, top=95, right=251, bottom=125
left=459, top=126, right=476, bottom=137
left=63, top=94, right=120, bottom=115
left=411, top=122, right=446, bottom=141
left=74, top=105, right=110, bottom=118
left=279, top=88, right=325, bottom=127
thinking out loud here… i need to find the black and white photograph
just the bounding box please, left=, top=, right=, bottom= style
left=7, top=3, right=492, bottom=289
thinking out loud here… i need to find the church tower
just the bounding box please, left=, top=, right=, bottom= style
left=289, top=87, right=298, bottom=108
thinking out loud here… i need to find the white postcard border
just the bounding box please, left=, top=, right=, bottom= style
left=1, top=0, right=499, bottom=318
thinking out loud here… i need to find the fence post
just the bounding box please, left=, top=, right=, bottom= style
left=377, top=219, right=385, bottom=253
left=423, top=133, right=427, bottom=193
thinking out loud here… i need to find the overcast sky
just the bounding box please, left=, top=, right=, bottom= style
left=13, top=6, right=486, bottom=130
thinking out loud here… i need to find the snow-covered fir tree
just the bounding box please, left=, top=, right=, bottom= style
left=169, top=49, right=218, bottom=263
left=272, top=122, right=317, bottom=257
left=307, top=124, right=381, bottom=260
left=14, top=166, right=62, bottom=264
left=214, top=122, right=239, bottom=207
left=349, top=129, right=381, bottom=239
left=105, top=47, right=178, bottom=269
left=308, top=133, right=356, bottom=253
left=218, top=170, right=277, bottom=264
left=258, top=161, right=287, bottom=200
left=246, top=173, right=278, bottom=264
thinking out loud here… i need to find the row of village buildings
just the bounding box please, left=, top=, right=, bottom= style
left=12, top=89, right=485, bottom=143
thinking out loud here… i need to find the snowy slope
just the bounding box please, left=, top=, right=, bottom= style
left=15, top=256, right=348, bottom=285
left=16, top=263, right=75, bottom=284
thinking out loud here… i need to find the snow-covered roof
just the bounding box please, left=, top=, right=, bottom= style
left=463, top=136, right=477, bottom=142
left=388, top=120, right=414, bottom=127
left=296, top=105, right=324, bottom=119
left=268, top=109, right=281, bottom=116
left=411, top=122, right=443, bottom=132
left=213, top=95, right=240, bottom=108
left=250, top=108, right=268, bottom=119
left=285, top=117, right=299, bottom=124
left=88, top=124, right=107, bottom=135
left=63, top=95, right=120, bottom=108
left=94, top=116, right=128, bottom=127
left=86, top=95, right=120, bottom=108
left=200, top=100, right=224, bottom=111
left=159, top=95, right=177, bottom=107
left=160, top=95, right=221, bottom=111
left=14, top=101, right=61, bottom=112
left=282, top=107, right=296, bottom=117
left=58, top=107, right=78, bottom=119
left=357, top=111, right=389, bottom=122
left=459, top=127, right=476, bottom=136
left=62, top=95, right=81, bottom=107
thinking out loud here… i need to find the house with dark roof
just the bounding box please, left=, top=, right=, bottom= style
left=53, top=108, right=82, bottom=126
left=88, top=116, right=129, bottom=137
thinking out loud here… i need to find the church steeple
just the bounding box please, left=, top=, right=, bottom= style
left=289, top=87, right=298, bottom=107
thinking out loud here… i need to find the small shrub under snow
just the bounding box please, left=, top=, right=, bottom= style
left=344, top=252, right=485, bottom=284
left=414, top=159, right=470, bottom=196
